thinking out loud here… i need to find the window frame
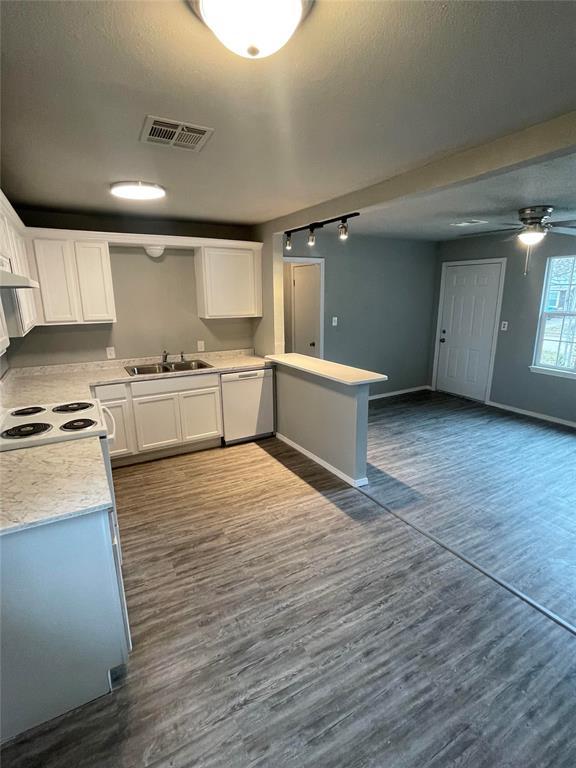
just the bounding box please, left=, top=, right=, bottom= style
left=531, top=255, right=576, bottom=380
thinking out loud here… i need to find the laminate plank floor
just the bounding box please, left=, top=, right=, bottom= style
left=364, top=391, right=576, bottom=625
left=3, top=438, right=576, bottom=767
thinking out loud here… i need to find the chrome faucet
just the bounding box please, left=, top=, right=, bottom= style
left=162, top=349, right=169, bottom=363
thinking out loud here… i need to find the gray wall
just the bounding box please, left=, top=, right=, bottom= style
left=275, top=366, right=369, bottom=483
left=286, top=231, right=438, bottom=396
left=438, top=233, right=576, bottom=422
left=7, top=248, right=256, bottom=367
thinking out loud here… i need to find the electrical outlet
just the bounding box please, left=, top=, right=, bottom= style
left=197, top=340, right=205, bottom=352
left=332, top=316, right=338, bottom=327
left=106, top=346, right=116, bottom=359
left=500, top=321, right=508, bottom=331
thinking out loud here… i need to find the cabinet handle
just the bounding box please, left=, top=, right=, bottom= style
left=238, top=372, right=258, bottom=378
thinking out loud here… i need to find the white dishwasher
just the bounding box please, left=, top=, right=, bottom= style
left=221, top=369, right=274, bottom=444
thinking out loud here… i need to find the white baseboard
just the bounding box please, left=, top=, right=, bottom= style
left=275, top=433, right=368, bottom=488
left=485, top=400, right=576, bottom=430
left=369, top=385, right=432, bottom=401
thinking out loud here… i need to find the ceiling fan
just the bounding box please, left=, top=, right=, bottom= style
left=461, top=206, right=576, bottom=246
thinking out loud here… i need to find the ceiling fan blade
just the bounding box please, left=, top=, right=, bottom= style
left=550, top=227, right=576, bottom=237
left=550, top=220, right=576, bottom=227
left=458, top=227, right=521, bottom=239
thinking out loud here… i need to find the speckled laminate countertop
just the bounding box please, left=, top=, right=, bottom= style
left=0, top=437, right=113, bottom=535
left=0, top=349, right=269, bottom=535
left=0, top=349, right=269, bottom=408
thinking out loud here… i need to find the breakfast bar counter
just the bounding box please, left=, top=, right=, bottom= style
left=267, top=353, right=388, bottom=487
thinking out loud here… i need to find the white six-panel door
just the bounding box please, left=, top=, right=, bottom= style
left=435, top=261, right=504, bottom=401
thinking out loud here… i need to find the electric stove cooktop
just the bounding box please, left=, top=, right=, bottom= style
left=0, top=399, right=108, bottom=451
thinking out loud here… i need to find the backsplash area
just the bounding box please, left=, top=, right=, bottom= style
left=7, top=247, right=257, bottom=367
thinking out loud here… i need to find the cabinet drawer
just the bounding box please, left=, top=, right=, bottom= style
left=93, top=383, right=128, bottom=401
left=131, top=373, right=219, bottom=397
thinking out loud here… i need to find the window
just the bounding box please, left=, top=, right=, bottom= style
left=532, top=256, right=576, bottom=378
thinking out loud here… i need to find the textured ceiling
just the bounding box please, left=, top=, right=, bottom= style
left=354, top=153, right=576, bottom=240
left=2, top=1, right=576, bottom=224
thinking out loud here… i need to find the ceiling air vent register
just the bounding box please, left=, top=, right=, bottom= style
left=140, top=116, right=214, bottom=153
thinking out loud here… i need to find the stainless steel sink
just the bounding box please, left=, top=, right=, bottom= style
left=125, top=360, right=213, bottom=376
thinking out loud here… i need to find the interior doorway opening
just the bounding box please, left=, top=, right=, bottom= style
left=283, top=257, right=325, bottom=358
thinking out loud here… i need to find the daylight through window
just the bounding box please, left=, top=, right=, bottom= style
left=533, top=256, right=576, bottom=375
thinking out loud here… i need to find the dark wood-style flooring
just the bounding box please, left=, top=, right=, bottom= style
left=2, top=430, right=576, bottom=767
left=365, top=392, right=576, bottom=627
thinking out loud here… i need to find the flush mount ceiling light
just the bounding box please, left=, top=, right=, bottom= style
left=110, top=182, right=166, bottom=200
left=190, top=0, right=313, bottom=59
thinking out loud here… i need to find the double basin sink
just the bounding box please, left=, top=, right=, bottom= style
left=125, top=360, right=213, bottom=376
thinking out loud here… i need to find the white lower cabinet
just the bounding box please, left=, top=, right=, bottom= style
left=131, top=377, right=223, bottom=453
left=133, top=393, right=182, bottom=452
left=180, top=387, right=222, bottom=443
left=102, top=399, right=134, bottom=458
left=95, top=374, right=230, bottom=460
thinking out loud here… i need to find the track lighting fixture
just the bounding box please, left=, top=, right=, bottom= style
left=283, top=212, right=359, bottom=252
left=338, top=219, right=349, bottom=241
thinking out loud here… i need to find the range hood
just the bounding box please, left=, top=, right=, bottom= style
left=0, top=269, right=39, bottom=289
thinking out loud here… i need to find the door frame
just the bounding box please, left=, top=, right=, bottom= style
left=432, top=258, right=507, bottom=402
left=283, top=257, right=325, bottom=359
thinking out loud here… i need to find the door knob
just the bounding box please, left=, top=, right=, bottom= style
left=310, top=341, right=316, bottom=347
left=439, top=338, right=446, bottom=343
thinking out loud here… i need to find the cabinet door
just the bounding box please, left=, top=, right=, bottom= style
left=0, top=297, right=10, bottom=356
left=74, top=241, right=116, bottom=322
left=0, top=215, right=12, bottom=260
left=179, top=387, right=222, bottom=443
left=9, top=231, right=37, bottom=335
left=133, top=394, right=182, bottom=452
left=102, top=400, right=134, bottom=458
left=198, top=247, right=262, bottom=318
left=34, top=239, right=81, bottom=323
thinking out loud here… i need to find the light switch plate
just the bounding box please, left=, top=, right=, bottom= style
left=332, top=316, right=338, bottom=327
left=500, top=321, right=508, bottom=331
left=197, top=340, right=205, bottom=352
left=106, top=346, right=116, bottom=359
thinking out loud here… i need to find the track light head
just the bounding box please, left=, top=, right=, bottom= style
left=338, top=219, right=349, bottom=241
left=307, top=228, right=316, bottom=247
left=285, top=232, right=292, bottom=251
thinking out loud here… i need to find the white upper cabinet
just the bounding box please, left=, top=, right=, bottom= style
left=195, top=246, right=262, bottom=318
left=33, top=239, right=116, bottom=325
left=74, top=241, right=116, bottom=322
left=34, top=239, right=82, bottom=323
left=0, top=216, right=38, bottom=337
left=0, top=257, right=10, bottom=356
